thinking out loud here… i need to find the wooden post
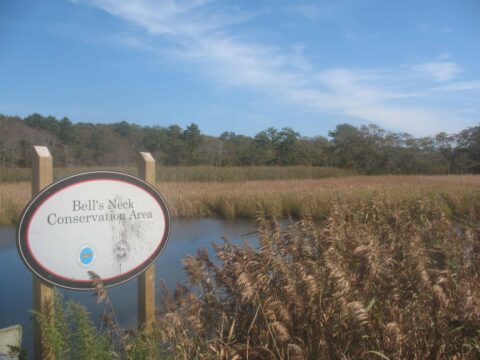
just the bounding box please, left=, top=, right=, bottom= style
left=32, top=146, right=55, bottom=360
left=137, top=152, right=156, bottom=332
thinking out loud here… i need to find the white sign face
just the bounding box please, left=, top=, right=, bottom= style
left=17, top=171, right=170, bottom=290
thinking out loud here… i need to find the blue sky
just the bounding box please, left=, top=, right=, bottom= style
left=1, top=0, right=479, bottom=137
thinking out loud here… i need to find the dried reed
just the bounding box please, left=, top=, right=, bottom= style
left=1, top=175, right=480, bottom=225
left=32, top=188, right=480, bottom=359
left=156, top=196, right=480, bottom=359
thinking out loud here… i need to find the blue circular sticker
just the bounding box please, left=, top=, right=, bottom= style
left=80, top=247, right=94, bottom=264
left=78, top=245, right=96, bottom=268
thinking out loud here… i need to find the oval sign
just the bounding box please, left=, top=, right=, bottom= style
left=17, top=171, right=170, bottom=290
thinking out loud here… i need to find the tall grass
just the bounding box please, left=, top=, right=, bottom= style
left=35, top=195, right=480, bottom=359
left=0, top=166, right=356, bottom=183
left=160, top=175, right=480, bottom=220
left=1, top=175, right=480, bottom=225
left=152, top=166, right=357, bottom=182
left=33, top=294, right=112, bottom=360
left=156, top=198, right=480, bottom=359
left=0, top=182, right=28, bottom=225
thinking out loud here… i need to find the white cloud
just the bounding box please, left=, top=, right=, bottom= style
left=413, top=62, right=462, bottom=82
left=289, top=70, right=449, bottom=135
left=290, top=3, right=342, bottom=21
left=116, top=35, right=154, bottom=50
left=438, top=52, right=450, bottom=60
left=76, top=0, right=473, bottom=135
left=85, top=0, right=254, bottom=36
left=432, top=81, right=480, bottom=92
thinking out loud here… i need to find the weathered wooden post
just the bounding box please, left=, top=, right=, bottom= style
left=137, top=152, right=156, bottom=331
left=17, top=148, right=169, bottom=357
left=32, top=146, right=55, bottom=360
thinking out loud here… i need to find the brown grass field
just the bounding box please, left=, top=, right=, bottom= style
left=2, top=175, right=480, bottom=225
left=5, top=173, right=480, bottom=358
left=37, top=184, right=480, bottom=359
left=0, top=165, right=356, bottom=183
left=155, top=204, right=480, bottom=359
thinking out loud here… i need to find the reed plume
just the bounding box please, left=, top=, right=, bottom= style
left=155, top=195, right=480, bottom=359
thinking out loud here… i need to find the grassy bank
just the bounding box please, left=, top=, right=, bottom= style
left=0, top=165, right=356, bottom=183
left=1, top=175, right=480, bottom=225
left=36, top=195, right=480, bottom=359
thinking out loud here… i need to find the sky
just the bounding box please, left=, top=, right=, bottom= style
left=0, top=0, right=479, bottom=137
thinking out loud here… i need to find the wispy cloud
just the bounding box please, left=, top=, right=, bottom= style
left=290, top=2, right=343, bottom=21
left=432, top=81, right=480, bottom=92
left=85, top=0, right=253, bottom=36
left=413, top=61, right=462, bottom=82
left=115, top=35, right=155, bottom=50
left=76, top=0, right=475, bottom=135
left=289, top=69, right=446, bottom=135
left=419, top=24, right=455, bottom=34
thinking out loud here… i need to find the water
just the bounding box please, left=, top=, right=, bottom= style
left=0, top=219, right=256, bottom=356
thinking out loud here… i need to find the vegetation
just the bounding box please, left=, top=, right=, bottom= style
left=1, top=175, right=480, bottom=226
left=1, top=113, right=480, bottom=174
left=0, top=165, right=356, bottom=183
left=5, top=113, right=479, bottom=358
left=34, top=294, right=112, bottom=360
left=36, top=195, right=480, bottom=359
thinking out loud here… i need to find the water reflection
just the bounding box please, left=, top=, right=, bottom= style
left=0, top=218, right=256, bottom=356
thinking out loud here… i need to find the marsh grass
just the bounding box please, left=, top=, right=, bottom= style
left=0, top=166, right=356, bottom=183
left=0, top=182, right=29, bottom=225
left=156, top=197, right=480, bottom=359
left=159, top=175, right=480, bottom=221
left=1, top=175, right=480, bottom=225
left=35, top=194, right=480, bottom=359
left=151, top=176, right=480, bottom=220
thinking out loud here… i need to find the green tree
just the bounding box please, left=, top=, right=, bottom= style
left=456, top=125, right=480, bottom=173
left=219, top=132, right=255, bottom=165
left=182, top=123, right=203, bottom=165
left=253, top=127, right=280, bottom=165
left=328, top=124, right=365, bottom=169
left=434, top=132, right=455, bottom=174
left=164, top=125, right=184, bottom=165
left=277, top=127, right=301, bottom=165
left=58, top=117, right=74, bottom=143
left=143, top=126, right=169, bottom=163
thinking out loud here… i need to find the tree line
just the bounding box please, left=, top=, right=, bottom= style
left=0, top=113, right=479, bottom=174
